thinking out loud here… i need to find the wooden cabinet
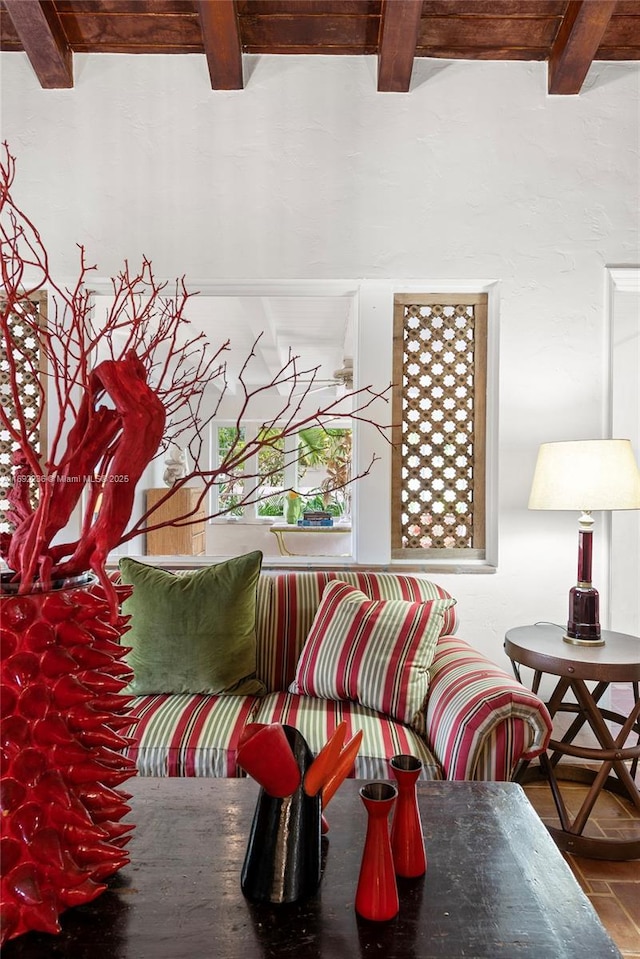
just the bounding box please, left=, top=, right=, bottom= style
left=145, top=488, right=206, bottom=556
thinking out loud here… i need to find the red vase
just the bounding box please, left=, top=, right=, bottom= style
left=354, top=782, right=399, bottom=922
left=389, top=754, right=426, bottom=878
left=0, top=573, right=137, bottom=944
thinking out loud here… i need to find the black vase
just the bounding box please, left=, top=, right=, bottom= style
left=241, top=725, right=322, bottom=904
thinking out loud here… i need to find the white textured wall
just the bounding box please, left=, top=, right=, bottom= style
left=2, top=52, right=638, bottom=663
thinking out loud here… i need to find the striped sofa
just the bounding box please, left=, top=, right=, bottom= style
left=121, top=570, right=552, bottom=782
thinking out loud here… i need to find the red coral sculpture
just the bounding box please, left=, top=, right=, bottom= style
left=0, top=143, right=392, bottom=944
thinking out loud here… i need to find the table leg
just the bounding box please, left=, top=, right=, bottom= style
left=538, top=749, right=573, bottom=832
left=548, top=681, right=608, bottom=770
left=518, top=677, right=640, bottom=860
left=631, top=681, right=639, bottom=781
left=270, top=529, right=294, bottom=556
left=569, top=680, right=640, bottom=825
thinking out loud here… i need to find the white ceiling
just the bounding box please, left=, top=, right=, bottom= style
left=186, top=293, right=356, bottom=397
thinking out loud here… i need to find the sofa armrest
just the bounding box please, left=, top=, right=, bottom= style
left=425, top=637, right=552, bottom=781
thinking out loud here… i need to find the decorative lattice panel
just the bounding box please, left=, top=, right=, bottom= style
left=392, top=295, right=487, bottom=553
left=0, top=297, right=45, bottom=534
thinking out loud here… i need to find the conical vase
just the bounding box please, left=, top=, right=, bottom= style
left=354, top=782, right=399, bottom=922
left=0, top=573, right=137, bottom=944
left=389, top=754, right=426, bottom=878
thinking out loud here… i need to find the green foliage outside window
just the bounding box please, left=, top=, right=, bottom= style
left=217, top=426, right=245, bottom=516
left=298, top=427, right=352, bottom=515
left=215, top=425, right=352, bottom=519
left=257, top=429, right=285, bottom=516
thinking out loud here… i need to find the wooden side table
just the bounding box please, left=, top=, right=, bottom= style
left=504, top=623, right=640, bottom=860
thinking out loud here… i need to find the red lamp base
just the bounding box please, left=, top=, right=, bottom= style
left=563, top=522, right=605, bottom=647
left=564, top=584, right=605, bottom=646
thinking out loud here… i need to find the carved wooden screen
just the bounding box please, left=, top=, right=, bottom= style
left=0, top=292, right=47, bottom=534
left=391, top=294, right=487, bottom=558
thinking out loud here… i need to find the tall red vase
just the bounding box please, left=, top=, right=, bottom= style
left=389, top=754, right=426, bottom=878
left=354, top=782, right=399, bottom=922
left=0, top=574, right=137, bottom=944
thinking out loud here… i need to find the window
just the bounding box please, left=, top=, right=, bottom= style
left=211, top=423, right=353, bottom=522
left=216, top=425, right=246, bottom=517
left=391, top=294, right=487, bottom=559
left=256, top=429, right=285, bottom=517
left=298, top=427, right=352, bottom=518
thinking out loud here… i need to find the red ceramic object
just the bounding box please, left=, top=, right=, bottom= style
left=237, top=723, right=301, bottom=798
left=389, top=754, right=426, bottom=878
left=354, top=782, right=399, bottom=922
left=321, top=729, right=363, bottom=808
left=303, top=720, right=347, bottom=796
left=0, top=576, right=136, bottom=945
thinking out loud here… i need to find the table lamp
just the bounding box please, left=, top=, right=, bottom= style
left=528, top=439, right=640, bottom=646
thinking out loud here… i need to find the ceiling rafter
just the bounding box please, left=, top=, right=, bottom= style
left=3, top=0, right=72, bottom=88
left=377, top=0, right=423, bottom=93
left=548, top=0, right=617, bottom=95
left=1, top=1, right=637, bottom=95
left=197, top=0, right=243, bottom=91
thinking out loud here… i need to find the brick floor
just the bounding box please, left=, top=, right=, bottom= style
left=524, top=780, right=640, bottom=958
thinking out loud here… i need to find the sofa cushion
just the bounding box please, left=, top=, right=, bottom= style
left=288, top=580, right=456, bottom=727
left=120, top=693, right=263, bottom=776
left=252, top=691, right=442, bottom=781
left=260, top=570, right=458, bottom=692
left=119, top=552, right=265, bottom=696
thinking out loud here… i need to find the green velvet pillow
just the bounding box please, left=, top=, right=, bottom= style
left=118, top=551, right=265, bottom=696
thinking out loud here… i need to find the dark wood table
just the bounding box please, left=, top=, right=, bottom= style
left=505, top=623, right=640, bottom=860
left=3, top=778, right=621, bottom=959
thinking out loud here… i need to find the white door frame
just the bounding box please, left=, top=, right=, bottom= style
left=606, top=267, right=640, bottom=635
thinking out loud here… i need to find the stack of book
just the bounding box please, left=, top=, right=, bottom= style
left=297, top=510, right=334, bottom=527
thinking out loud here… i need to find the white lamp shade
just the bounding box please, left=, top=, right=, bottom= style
left=528, top=439, right=640, bottom=511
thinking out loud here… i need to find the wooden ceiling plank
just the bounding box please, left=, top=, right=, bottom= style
left=197, top=0, right=243, bottom=90
left=239, top=12, right=378, bottom=51
left=57, top=12, right=204, bottom=49
left=377, top=0, right=423, bottom=92
left=3, top=0, right=73, bottom=88
left=238, top=1, right=379, bottom=11
left=548, top=0, right=617, bottom=94
left=417, top=14, right=561, bottom=49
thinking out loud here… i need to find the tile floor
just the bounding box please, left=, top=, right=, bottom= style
left=523, top=779, right=639, bottom=957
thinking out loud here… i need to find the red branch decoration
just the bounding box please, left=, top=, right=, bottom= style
left=0, top=144, right=392, bottom=610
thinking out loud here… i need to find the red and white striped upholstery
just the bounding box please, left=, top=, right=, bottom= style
left=120, top=568, right=551, bottom=781
left=252, top=691, right=443, bottom=781
left=426, top=637, right=553, bottom=781
left=121, top=692, right=262, bottom=777
left=258, top=570, right=458, bottom=691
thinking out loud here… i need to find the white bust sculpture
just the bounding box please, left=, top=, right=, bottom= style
left=163, top=443, right=187, bottom=487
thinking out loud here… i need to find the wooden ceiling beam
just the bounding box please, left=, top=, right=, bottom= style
left=3, top=0, right=73, bottom=89
left=377, top=0, right=423, bottom=93
left=197, top=0, right=243, bottom=90
left=548, top=0, right=617, bottom=94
